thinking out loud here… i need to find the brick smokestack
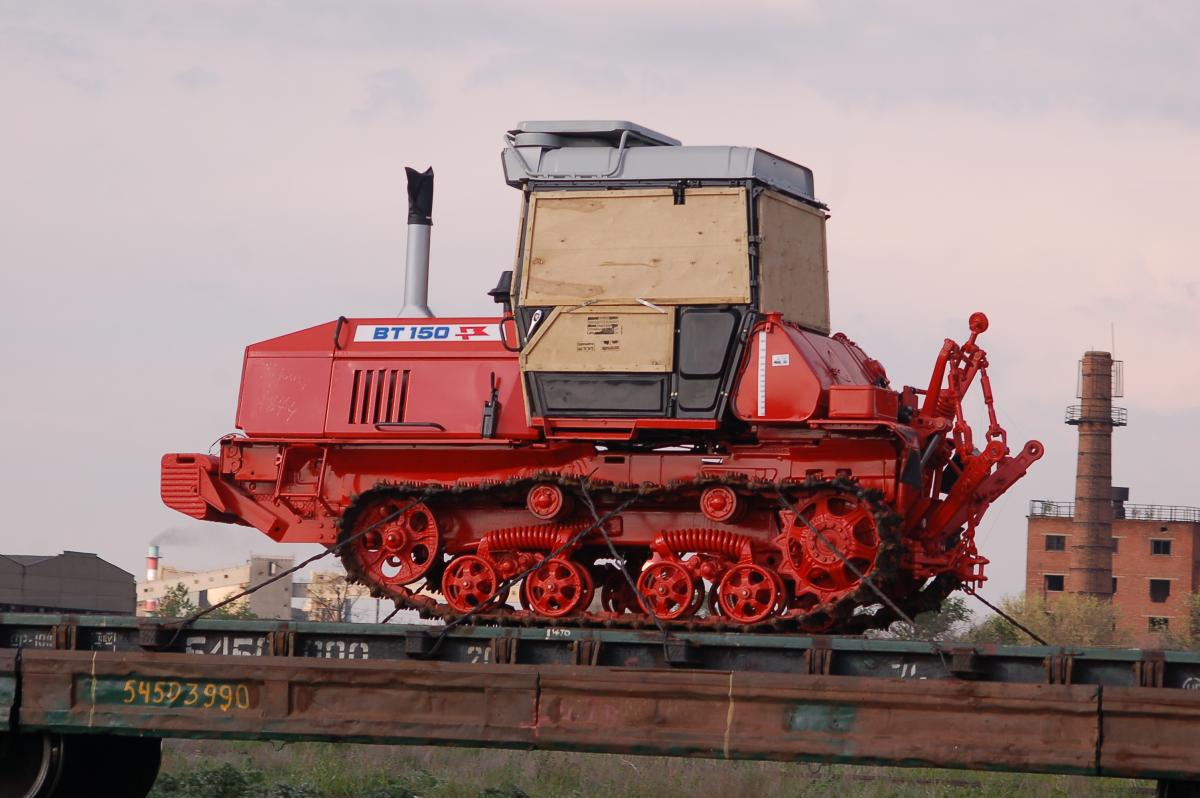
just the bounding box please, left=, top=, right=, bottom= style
left=1068, top=351, right=1120, bottom=597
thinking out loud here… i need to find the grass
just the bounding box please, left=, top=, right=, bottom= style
left=150, top=741, right=1155, bottom=798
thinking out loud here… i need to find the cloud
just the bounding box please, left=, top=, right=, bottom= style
left=3, top=0, right=1199, bottom=601
left=353, top=67, right=429, bottom=119
left=173, top=65, right=219, bottom=91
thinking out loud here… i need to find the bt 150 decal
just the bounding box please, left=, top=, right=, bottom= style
left=353, top=323, right=502, bottom=342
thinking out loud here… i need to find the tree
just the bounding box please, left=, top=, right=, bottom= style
left=153, top=582, right=256, bottom=620
left=1162, top=593, right=1200, bottom=651
left=154, top=583, right=197, bottom=619
left=874, top=596, right=974, bottom=642
left=966, top=593, right=1129, bottom=647
left=206, top=600, right=257, bottom=620
left=305, top=572, right=358, bottom=623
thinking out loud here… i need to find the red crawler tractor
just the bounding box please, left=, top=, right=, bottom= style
left=161, top=121, right=1041, bottom=630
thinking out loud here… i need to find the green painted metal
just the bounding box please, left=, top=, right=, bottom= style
left=6, top=612, right=1200, bottom=662
left=786, top=703, right=857, bottom=733
left=0, top=652, right=15, bottom=733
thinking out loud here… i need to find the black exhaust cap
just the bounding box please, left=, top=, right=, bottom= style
left=405, top=166, right=434, bottom=225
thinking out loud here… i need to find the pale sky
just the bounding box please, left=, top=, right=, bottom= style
left=2, top=1, right=1197, bottom=606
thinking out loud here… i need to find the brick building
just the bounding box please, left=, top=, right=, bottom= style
left=1026, top=495, right=1200, bottom=644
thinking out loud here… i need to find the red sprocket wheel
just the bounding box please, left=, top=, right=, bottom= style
left=715, top=564, right=780, bottom=624
left=344, top=498, right=440, bottom=592
left=523, top=558, right=589, bottom=618
left=636, top=560, right=698, bottom=620
left=441, top=555, right=499, bottom=613
left=780, top=491, right=880, bottom=610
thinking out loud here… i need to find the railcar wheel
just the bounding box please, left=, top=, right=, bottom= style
left=0, top=733, right=160, bottom=798
left=636, top=561, right=698, bottom=621
left=442, top=555, right=499, bottom=613
left=54, top=735, right=161, bottom=798
left=524, top=558, right=588, bottom=618
left=0, top=732, right=64, bottom=798
left=716, top=564, right=779, bottom=624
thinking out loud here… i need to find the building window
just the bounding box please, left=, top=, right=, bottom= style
left=1044, top=574, right=1065, bottom=592
left=1112, top=577, right=1118, bottom=593
left=1150, top=579, right=1171, bottom=603
left=1045, top=535, right=1066, bottom=552
left=1151, top=539, right=1172, bottom=556
left=1111, top=538, right=1119, bottom=554
left=1149, top=617, right=1169, bottom=632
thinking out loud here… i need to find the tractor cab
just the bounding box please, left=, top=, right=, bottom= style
left=497, top=121, right=830, bottom=435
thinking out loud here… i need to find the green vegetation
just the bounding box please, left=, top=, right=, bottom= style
left=156, top=582, right=257, bottom=620
left=1163, top=593, right=1200, bottom=651
left=963, top=593, right=1129, bottom=647
left=151, top=741, right=1151, bottom=797
left=873, top=591, right=1152, bottom=648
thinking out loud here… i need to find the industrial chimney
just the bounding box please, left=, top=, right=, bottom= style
left=1066, top=351, right=1126, bottom=597
left=145, top=545, right=161, bottom=615
left=400, top=166, right=434, bottom=317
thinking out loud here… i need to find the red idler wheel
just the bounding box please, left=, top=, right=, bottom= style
left=346, top=499, right=440, bottom=591
left=526, top=483, right=572, bottom=521
left=699, top=485, right=739, bottom=523
left=780, top=491, right=880, bottom=611
left=716, top=564, right=780, bottom=624
left=636, top=560, right=699, bottom=620
left=524, top=558, right=589, bottom=618
left=441, top=555, right=499, bottom=612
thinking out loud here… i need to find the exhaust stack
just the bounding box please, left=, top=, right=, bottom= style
left=145, top=545, right=161, bottom=615
left=146, top=544, right=160, bottom=582
left=400, top=166, right=434, bottom=317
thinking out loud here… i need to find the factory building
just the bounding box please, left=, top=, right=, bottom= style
left=137, top=546, right=296, bottom=619
left=0, top=551, right=135, bottom=614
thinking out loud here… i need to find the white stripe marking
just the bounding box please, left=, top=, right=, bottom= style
left=757, top=330, right=767, bottom=416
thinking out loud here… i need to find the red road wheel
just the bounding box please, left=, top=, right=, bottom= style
left=577, top=563, right=596, bottom=612
left=441, top=555, right=499, bottom=613
left=599, top=568, right=640, bottom=614
left=347, top=499, right=440, bottom=591
left=524, top=558, right=588, bottom=618
left=699, top=485, right=739, bottom=523
left=716, top=564, right=780, bottom=624
left=780, top=491, right=880, bottom=610
left=526, top=483, right=571, bottom=521
left=636, top=560, right=698, bottom=621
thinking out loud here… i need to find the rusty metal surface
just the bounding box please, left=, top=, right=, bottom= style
left=17, top=650, right=538, bottom=747
left=1100, top=685, right=1200, bottom=781
left=15, top=647, right=1200, bottom=780
left=535, top=669, right=1101, bottom=774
